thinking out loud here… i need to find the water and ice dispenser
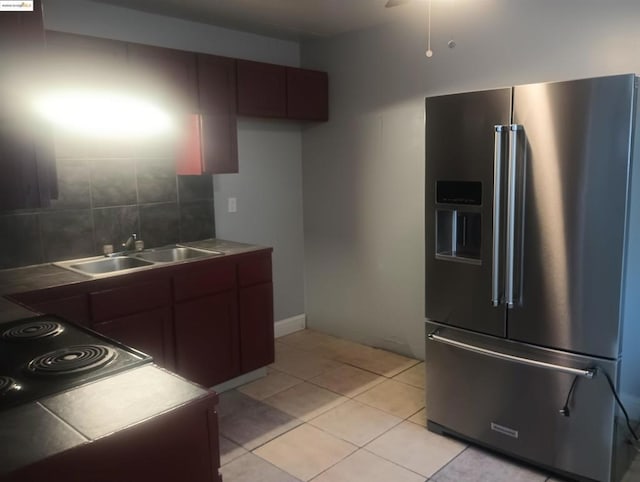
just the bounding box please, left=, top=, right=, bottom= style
left=435, top=181, right=482, bottom=264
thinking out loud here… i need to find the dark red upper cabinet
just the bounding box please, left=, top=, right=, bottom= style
left=0, top=0, right=55, bottom=211
left=236, top=60, right=287, bottom=118
left=127, top=43, right=199, bottom=114
left=236, top=60, right=328, bottom=122
left=196, top=54, right=238, bottom=174
left=0, top=0, right=44, bottom=53
left=287, top=67, right=329, bottom=121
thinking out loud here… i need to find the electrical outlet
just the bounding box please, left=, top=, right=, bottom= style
left=228, top=197, right=237, bottom=213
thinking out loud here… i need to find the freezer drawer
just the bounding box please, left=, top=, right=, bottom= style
left=425, top=322, right=619, bottom=482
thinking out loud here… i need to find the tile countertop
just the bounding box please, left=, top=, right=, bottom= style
left=0, top=238, right=265, bottom=477
left=0, top=365, right=216, bottom=477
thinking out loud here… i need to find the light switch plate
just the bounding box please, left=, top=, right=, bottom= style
left=228, top=197, right=237, bottom=213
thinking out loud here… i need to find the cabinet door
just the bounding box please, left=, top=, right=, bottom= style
left=92, top=308, right=174, bottom=369
left=239, top=282, right=274, bottom=373
left=45, top=30, right=128, bottom=79
left=287, top=67, right=328, bottom=121
left=236, top=60, right=286, bottom=118
left=127, top=43, right=198, bottom=114
left=174, top=291, right=239, bottom=387
left=198, top=54, right=238, bottom=174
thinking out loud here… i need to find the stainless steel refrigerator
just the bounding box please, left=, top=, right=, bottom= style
left=424, top=74, right=640, bottom=482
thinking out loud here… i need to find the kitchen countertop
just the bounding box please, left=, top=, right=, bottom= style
left=0, top=238, right=264, bottom=477
left=0, top=365, right=215, bottom=476
left=0, top=238, right=268, bottom=313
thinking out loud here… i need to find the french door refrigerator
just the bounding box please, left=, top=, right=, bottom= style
left=424, top=74, right=640, bottom=482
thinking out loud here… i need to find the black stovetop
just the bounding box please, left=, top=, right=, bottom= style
left=0, top=315, right=152, bottom=410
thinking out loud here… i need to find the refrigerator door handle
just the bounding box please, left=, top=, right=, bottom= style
left=505, top=124, right=523, bottom=308
left=427, top=331, right=596, bottom=378
left=492, top=125, right=507, bottom=307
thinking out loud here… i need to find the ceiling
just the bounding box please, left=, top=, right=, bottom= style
left=88, top=0, right=425, bottom=41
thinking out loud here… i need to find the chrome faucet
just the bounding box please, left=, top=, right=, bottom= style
left=122, top=234, right=137, bottom=252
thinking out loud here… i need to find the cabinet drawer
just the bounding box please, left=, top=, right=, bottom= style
left=92, top=307, right=173, bottom=368
left=90, top=279, right=171, bottom=323
left=173, top=261, right=235, bottom=302
left=238, top=253, right=272, bottom=287
left=31, top=294, right=91, bottom=327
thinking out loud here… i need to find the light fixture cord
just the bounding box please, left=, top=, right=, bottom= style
left=426, top=0, right=432, bottom=56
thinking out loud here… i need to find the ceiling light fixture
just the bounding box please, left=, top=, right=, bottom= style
left=32, top=89, right=173, bottom=138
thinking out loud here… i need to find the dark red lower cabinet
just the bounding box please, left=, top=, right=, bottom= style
left=174, top=290, right=240, bottom=387
left=239, top=282, right=274, bottom=373
left=7, top=395, right=222, bottom=482
left=92, top=307, right=174, bottom=370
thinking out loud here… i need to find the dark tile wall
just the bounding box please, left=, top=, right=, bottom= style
left=0, top=134, right=215, bottom=269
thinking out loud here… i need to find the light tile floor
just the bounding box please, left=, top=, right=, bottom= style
left=219, top=329, right=639, bottom=482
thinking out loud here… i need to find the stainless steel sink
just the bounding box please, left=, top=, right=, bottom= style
left=55, top=256, right=155, bottom=276
left=69, top=256, right=154, bottom=274
left=135, top=246, right=222, bottom=263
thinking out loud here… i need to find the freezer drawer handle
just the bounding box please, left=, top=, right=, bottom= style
left=427, top=332, right=596, bottom=379
left=491, top=125, right=507, bottom=307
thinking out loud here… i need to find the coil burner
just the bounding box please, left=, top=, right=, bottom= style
left=0, top=376, right=20, bottom=395
left=26, top=345, right=117, bottom=376
left=2, top=320, right=64, bottom=341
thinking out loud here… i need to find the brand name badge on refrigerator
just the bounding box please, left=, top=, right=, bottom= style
left=491, top=422, right=519, bottom=439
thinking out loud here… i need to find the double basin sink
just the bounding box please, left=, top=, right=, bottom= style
left=55, top=246, right=224, bottom=277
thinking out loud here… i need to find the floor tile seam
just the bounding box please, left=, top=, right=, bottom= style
left=259, top=384, right=351, bottom=420
left=359, top=419, right=425, bottom=454
left=305, top=408, right=405, bottom=447
left=218, top=435, right=248, bottom=467
left=352, top=395, right=421, bottom=419
left=251, top=422, right=359, bottom=481
left=303, top=373, right=390, bottom=400
left=230, top=417, right=305, bottom=452
left=391, top=376, right=426, bottom=389
left=293, top=439, right=359, bottom=482
left=245, top=450, right=305, bottom=482
left=359, top=446, right=438, bottom=479
left=425, top=444, right=471, bottom=480
left=406, top=406, right=426, bottom=421
left=334, top=359, right=406, bottom=379
left=238, top=370, right=305, bottom=401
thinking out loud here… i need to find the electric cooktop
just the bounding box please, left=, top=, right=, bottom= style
left=0, top=315, right=153, bottom=410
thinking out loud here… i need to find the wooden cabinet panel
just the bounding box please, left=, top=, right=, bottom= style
left=10, top=395, right=221, bottom=482
left=238, top=252, right=272, bottom=287
left=174, top=291, right=239, bottom=386
left=29, top=294, right=90, bottom=327
left=236, top=60, right=287, bottom=118
left=173, top=260, right=235, bottom=302
left=178, top=55, right=238, bottom=175
left=287, top=67, right=329, bottom=121
left=92, top=307, right=173, bottom=369
left=239, top=282, right=274, bottom=373
left=0, top=1, right=54, bottom=211
left=0, top=0, right=44, bottom=52
left=90, top=279, right=171, bottom=323
left=127, top=43, right=198, bottom=113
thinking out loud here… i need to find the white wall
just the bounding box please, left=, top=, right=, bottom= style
left=43, top=0, right=306, bottom=321
left=301, top=0, right=640, bottom=359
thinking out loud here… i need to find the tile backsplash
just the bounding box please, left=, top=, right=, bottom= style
left=0, top=133, right=215, bottom=269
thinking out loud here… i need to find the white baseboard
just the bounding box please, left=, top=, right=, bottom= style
left=275, top=314, right=306, bottom=338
